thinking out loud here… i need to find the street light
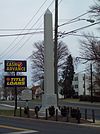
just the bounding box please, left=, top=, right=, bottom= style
left=59, top=18, right=95, bottom=27
left=77, top=18, right=95, bottom=23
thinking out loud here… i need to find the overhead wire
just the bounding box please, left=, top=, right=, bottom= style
left=1, top=20, right=99, bottom=38
left=66, top=33, right=100, bottom=39
left=0, top=28, right=43, bottom=31
left=8, top=0, right=63, bottom=60
left=0, top=0, right=93, bottom=60
left=59, top=20, right=100, bottom=38
left=0, top=0, right=63, bottom=37
left=59, top=10, right=92, bottom=27
left=0, top=0, right=89, bottom=59
left=5, top=0, right=55, bottom=59
left=0, top=0, right=49, bottom=58
left=58, top=18, right=95, bottom=27
left=0, top=31, right=43, bottom=37
left=26, top=0, right=63, bottom=60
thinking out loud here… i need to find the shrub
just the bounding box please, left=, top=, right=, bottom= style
left=34, top=106, right=40, bottom=115
left=80, top=95, right=100, bottom=102
left=24, top=106, right=29, bottom=115
left=61, top=106, right=68, bottom=117
left=48, top=106, right=55, bottom=117
left=71, top=108, right=77, bottom=118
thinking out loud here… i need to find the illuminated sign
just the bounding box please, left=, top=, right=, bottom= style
left=4, top=60, right=27, bottom=72
left=5, top=76, right=27, bottom=87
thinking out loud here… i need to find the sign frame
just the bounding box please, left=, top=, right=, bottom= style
left=4, top=60, right=27, bottom=72
left=4, top=76, right=27, bottom=87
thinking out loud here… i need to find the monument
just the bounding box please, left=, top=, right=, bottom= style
left=39, top=9, right=57, bottom=114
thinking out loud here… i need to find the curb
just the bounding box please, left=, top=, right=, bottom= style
left=0, top=115, right=100, bottom=128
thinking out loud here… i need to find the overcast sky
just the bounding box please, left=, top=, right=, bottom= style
left=0, top=0, right=98, bottom=86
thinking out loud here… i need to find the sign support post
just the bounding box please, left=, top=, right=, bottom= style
left=14, top=71, right=17, bottom=116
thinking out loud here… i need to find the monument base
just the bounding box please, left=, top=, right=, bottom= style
left=38, top=94, right=59, bottom=116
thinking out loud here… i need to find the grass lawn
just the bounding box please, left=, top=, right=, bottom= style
left=0, top=108, right=35, bottom=118
left=0, top=109, right=25, bottom=116
left=60, top=98, right=80, bottom=102
left=0, top=110, right=14, bottom=116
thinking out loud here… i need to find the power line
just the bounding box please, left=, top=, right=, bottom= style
left=0, top=31, right=43, bottom=37
left=59, top=18, right=95, bottom=27
left=0, top=0, right=49, bottom=58
left=1, top=28, right=100, bottom=39
left=26, top=0, right=63, bottom=60
left=14, top=0, right=63, bottom=60
left=0, top=28, right=43, bottom=31
left=59, top=20, right=100, bottom=38
left=59, top=10, right=92, bottom=27
left=0, top=0, right=62, bottom=59
left=5, top=0, right=55, bottom=59
left=9, top=20, right=96, bottom=59
left=0, top=2, right=92, bottom=59
left=12, top=0, right=63, bottom=59
left=66, top=33, right=100, bottom=39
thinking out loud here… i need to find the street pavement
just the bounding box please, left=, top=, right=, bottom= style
left=0, top=116, right=100, bottom=134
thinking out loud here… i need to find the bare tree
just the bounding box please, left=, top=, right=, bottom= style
left=94, top=62, right=100, bottom=94
left=31, top=41, right=69, bottom=82
left=79, top=33, right=100, bottom=63
left=79, top=33, right=100, bottom=94
left=90, top=0, right=100, bottom=21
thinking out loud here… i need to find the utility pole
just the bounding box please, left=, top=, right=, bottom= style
left=54, top=0, right=58, bottom=106
left=90, top=63, right=93, bottom=103
left=83, top=73, right=86, bottom=96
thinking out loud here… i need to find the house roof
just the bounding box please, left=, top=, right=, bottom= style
left=31, top=85, right=41, bottom=94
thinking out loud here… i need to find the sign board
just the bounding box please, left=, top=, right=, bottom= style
left=4, top=60, right=27, bottom=72
left=21, top=89, right=32, bottom=100
left=4, top=76, right=27, bottom=87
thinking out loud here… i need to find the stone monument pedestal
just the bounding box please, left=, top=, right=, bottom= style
left=39, top=94, right=57, bottom=116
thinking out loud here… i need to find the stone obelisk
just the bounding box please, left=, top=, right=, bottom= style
left=39, top=9, right=57, bottom=114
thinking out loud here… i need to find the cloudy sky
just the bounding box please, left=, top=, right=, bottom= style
left=0, top=0, right=98, bottom=86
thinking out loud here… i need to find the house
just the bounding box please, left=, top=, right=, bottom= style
left=31, top=85, right=43, bottom=99
left=72, top=73, right=89, bottom=96
left=0, top=87, right=5, bottom=100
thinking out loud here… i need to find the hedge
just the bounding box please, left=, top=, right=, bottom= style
left=80, top=95, right=100, bottom=102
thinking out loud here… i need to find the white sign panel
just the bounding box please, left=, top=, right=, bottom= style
left=21, top=89, right=32, bottom=100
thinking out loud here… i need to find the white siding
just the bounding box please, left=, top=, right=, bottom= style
left=72, top=73, right=89, bottom=96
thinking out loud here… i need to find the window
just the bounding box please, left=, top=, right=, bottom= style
left=83, top=84, right=85, bottom=88
left=75, top=85, right=78, bottom=88
left=74, top=77, right=78, bottom=81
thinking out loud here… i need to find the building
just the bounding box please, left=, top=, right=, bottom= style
left=31, top=85, right=43, bottom=99
left=72, top=73, right=89, bottom=96
left=0, top=87, right=6, bottom=100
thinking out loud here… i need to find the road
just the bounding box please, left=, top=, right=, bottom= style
left=0, top=100, right=100, bottom=120
left=0, top=116, right=100, bottom=134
